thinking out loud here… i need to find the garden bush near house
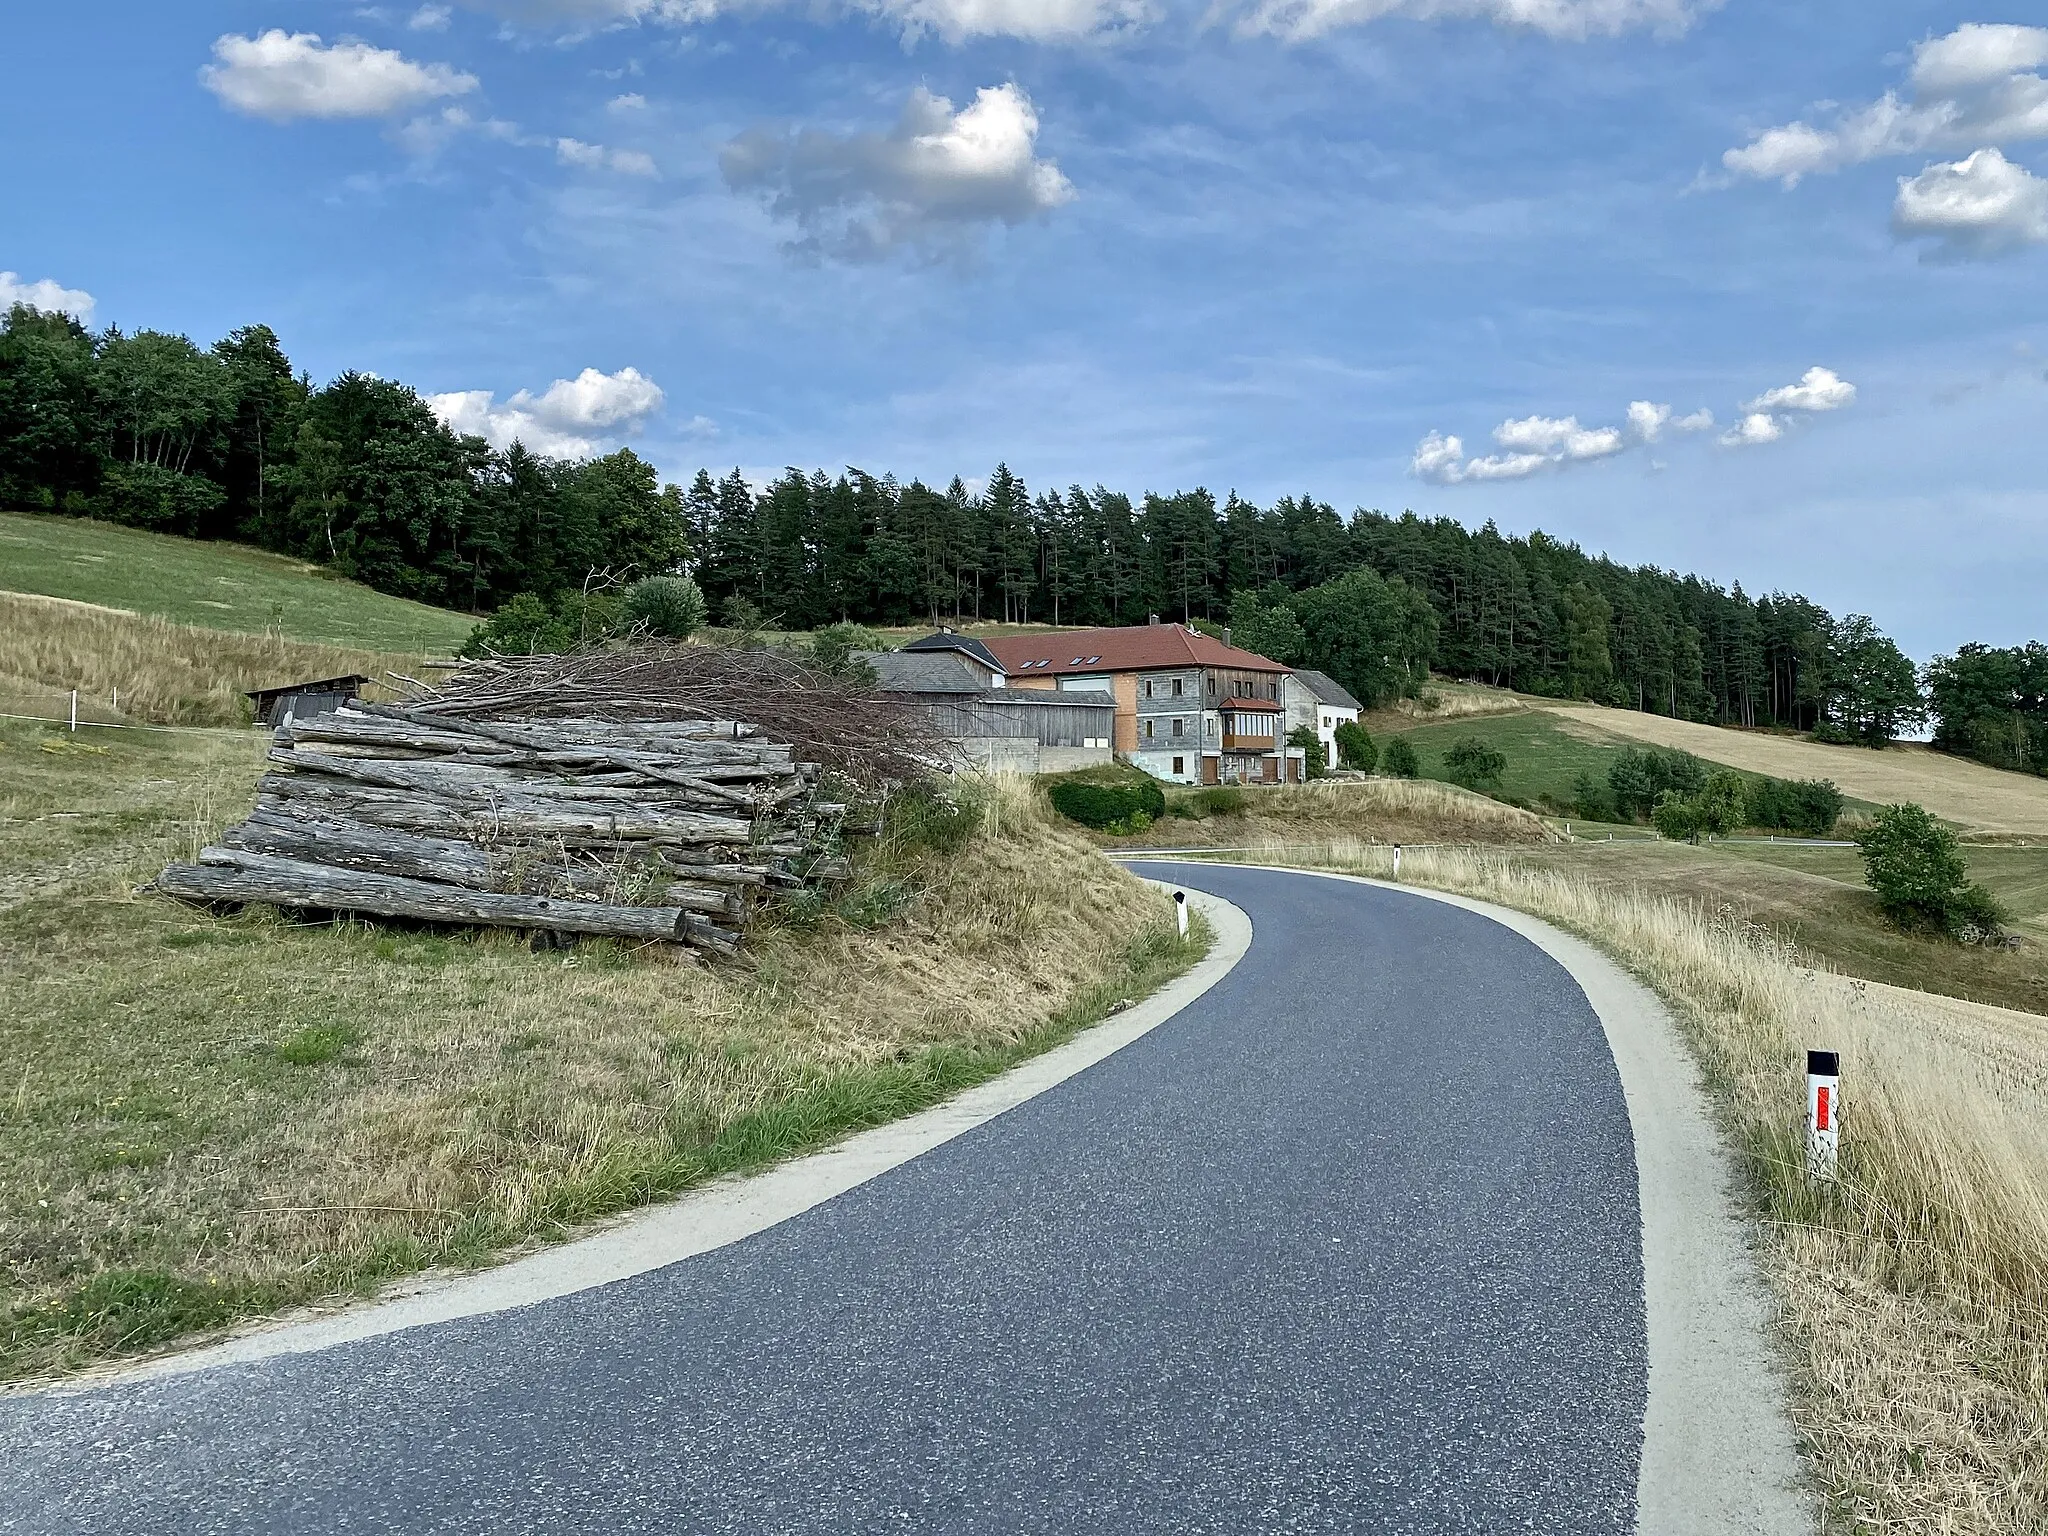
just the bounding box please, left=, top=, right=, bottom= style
left=1443, top=736, right=1507, bottom=791
left=461, top=588, right=629, bottom=657
left=807, top=621, right=882, bottom=684
left=1855, top=802, right=2010, bottom=941
left=1287, top=725, right=1328, bottom=779
left=1333, top=720, right=1376, bottom=774
left=1381, top=737, right=1420, bottom=779
left=1046, top=778, right=1167, bottom=832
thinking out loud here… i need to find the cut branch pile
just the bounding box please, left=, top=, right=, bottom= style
left=157, top=646, right=938, bottom=951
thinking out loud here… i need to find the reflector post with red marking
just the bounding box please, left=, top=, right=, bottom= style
left=1806, top=1048, right=1840, bottom=1181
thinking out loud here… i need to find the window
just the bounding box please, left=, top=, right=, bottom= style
left=1206, top=675, right=1216, bottom=694
left=1172, top=678, right=1183, bottom=696
left=1171, top=717, right=1184, bottom=737
left=1144, top=681, right=1153, bottom=698
left=1142, top=719, right=1154, bottom=739
left=1172, top=756, right=1185, bottom=775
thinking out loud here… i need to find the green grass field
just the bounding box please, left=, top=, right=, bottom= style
left=0, top=511, right=476, bottom=654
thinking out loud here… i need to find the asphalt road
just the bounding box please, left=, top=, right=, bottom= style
left=2, top=862, right=1646, bottom=1535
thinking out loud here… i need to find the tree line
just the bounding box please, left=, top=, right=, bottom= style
left=0, top=301, right=2030, bottom=769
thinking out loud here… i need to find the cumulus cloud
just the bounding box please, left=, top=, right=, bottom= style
left=428, top=366, right=665, bottom=457
left=1744, top=365, right=1856, bottom=414
left=1722, top=22, right=2048, bottom=186
left=410, top=4, right=455, bottom=29
left=1626, top=400, right=1716, bottom=440
left=557, top=137, right=658, bottom=175
left=0, top=272, right=95, bottom=320
left=1719, top=412, right=1783, bottom=447
left=202, top=30, right=477, bottom=121
left=1229, top=0, right=1715, bottom=43
left=1412, top=413, right=1626, bottom=485
left=462, top=0, right=1147, bottom=43
left=1893, top=146, right=2048, bottom=258
left=721, top=83, right=1074, bottom=262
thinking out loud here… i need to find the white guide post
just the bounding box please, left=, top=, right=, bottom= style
left=69, top=689, right=78, bottom=732
left=1173, top=889, right=1188, bottom=941
left=1806, top=1048, right=1840, bottom=1181
left=1392, top=844, right=1402, bottom=878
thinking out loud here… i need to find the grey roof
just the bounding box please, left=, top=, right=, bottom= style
left=862, top=651, right=989, bottom=693
left=901, top=630, right=1005, bottom=673
left=1293, top=669, right=1362, bottom=711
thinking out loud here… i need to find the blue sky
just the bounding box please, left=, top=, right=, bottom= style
left=4, top=2, right=2043, bottom=658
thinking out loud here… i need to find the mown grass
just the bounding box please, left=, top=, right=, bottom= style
left=0, top=590, right=441, bottom=727
left=1194, top=836, right=2048, bottom=1535
left=0, top=732, right=1204, bottom=1381
left=0, top=509, right=476, bottom=653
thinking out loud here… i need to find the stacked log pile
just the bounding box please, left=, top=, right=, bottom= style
left=156, top=646, right=928, bottom=952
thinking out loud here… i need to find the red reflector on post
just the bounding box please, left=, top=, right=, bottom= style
left=1816, top=1085, right=1830, bottom=1132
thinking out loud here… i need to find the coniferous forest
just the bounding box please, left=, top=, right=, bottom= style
left=3, top=302, right=2041, bottom=770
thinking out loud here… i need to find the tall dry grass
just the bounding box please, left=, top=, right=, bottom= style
left=1219, top=835, right=2048, bottom=1534
left=1129, top=776, right=1559, bottom=850
left=0, top=591, right=433, bottom=726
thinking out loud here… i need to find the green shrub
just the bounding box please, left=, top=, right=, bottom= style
left=1381, top=737, right=1420, bottom=778
left=1569, top=770, right=1614, bottom=822
left=1287, top=725, right=1328, bottom=779
left=808, top=621, right=881, bottom=683
left=1443, top=736, right=1507, bottom=790
left=1651, top=791, right=1703, bottom=844
left=1191, top=785, right=1246, bottom=818
left=1607, top=746, right=1707, bottom=821
left=1046, top=779, right=1167, bottom=830
left=1745, top=776, right=1844, bottom=836
left=1855, top=803, right=1980, bottom=935
left=623, top=575, right=707, bottom=639
left=1333, top=720, right=1376, bottom=773
left=885, top=780, right=978, bottom=855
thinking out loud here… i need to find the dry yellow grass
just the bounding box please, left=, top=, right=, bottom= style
left=0, top=591, right=439, bottom=727
left=1207, top=835, right=2048, bottom=1534
left=1116, top=776, right=1561, bottom=850
left=1543, top=702, right=2048, bottom=836
left=1, top=734, right=1192, bottom=1380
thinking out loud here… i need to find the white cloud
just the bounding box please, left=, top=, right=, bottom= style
left=1719, top=412, right=1783, bottom=447
left=557, top=137, right=658, bottom=176
left=0, top=271, right=95, bottom=320
left=428, top=366, right=666, bottom=457
left=410, top=4, right=455, bottom=29
left=1625, top=400, right=1715, bottom=441
left=393, top=105, right=523, bottom=157
left=1893, top=146, right=2048, bottom=258
left=1723, top=22, right=2048, bottom=186
left=721, top=83, right=1075, bottom=261
left=464, top=0, right=1147, bottom=42
left=1673, top=407, right=1715, bottom=432
left=1744, top=365, right=1856, bottom=414
left=1492, top=413, right=1625, bottom=460
left=608, top=92, right=647, bottom=112
left=1230, top=0, right=1714, bottom=43
left=202, top=30, right=477, bottom=121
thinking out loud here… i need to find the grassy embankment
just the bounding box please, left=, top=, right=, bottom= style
left=0, top=719, right=1202, bottom=1382
left=1156, top=828, right=2048, bottom=1534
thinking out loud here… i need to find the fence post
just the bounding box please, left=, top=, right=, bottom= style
left=1173, top=889, right=1188, bottom=941
left=1392, top=844, right=1402, bottom=877
left=1806, top=1048, right=1840, bottom=1180
left=69, top=690, right=78, bottom=733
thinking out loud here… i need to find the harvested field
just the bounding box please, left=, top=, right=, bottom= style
left=1543, top=703, right=2048, bottom=836
left=0, top=725, right=1195, bottom=1381
left=1194, top=837, right=2048, bottom=1535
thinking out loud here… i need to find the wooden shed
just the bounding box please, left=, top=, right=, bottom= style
left=246, top=674, right=370, bottom=729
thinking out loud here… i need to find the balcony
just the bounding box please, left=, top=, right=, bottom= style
left=1222, top=733, right=1276, bottom=751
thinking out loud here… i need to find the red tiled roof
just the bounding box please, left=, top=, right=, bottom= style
left=984, top=625, right=1289, bottom=677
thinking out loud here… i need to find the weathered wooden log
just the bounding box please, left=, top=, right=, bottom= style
left=357, top=705, right=789, bottom=765
left=268, top=747, right=770, bottom=814
left=163, top=849, right=738, bottom=950
left=260, top=775, right=755, bottom=844
left=223, top=812, right=744, bottom=916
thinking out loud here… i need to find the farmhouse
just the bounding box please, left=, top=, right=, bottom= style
left=1282, top=668, right=1362, bottom=767
left=978, top=622, right=1307, bottom=785
left=861, top=634, right=1115, bottom=774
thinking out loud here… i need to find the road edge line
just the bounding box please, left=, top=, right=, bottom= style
left=1123, top=858, right=1813, bottom=1536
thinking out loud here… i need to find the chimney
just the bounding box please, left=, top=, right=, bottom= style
left=1148, top=613, right=1160, bottom=625
left=1221, top=627, right=1232, bottom=648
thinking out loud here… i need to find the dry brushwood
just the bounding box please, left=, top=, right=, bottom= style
left=157, top=643, right=925, bottom=951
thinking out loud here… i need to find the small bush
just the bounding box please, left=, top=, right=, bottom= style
left=1607, top=746, right=1707, bottom=821
left=623, top=575, right=707, bottom=639
left=808, top=622, right=881, bottom=684
left=885, top=780, right=979, bottom=855
left=1380, top=737, right=1420, bottom=778
left=1651, top=791, right=1703, bottom=844
left=1333, top=720, right=1376, bottom=773
left=1046, top=779, right=1167, bottom=830
left=1443, top=736, right=1507, bottom=790
left=1189, top=785, right=1246, bottom=818
left=1288, top=725, right=1328, bottom=779
left=1746, top=776, right=1844, bottom=837
left=1569, top=770, right=1614, bottom=822
left=1855, top=803, right=1987, bottom=937
left=1810, top=719, right=1856, bottom=746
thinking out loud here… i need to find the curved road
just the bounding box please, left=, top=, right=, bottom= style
left=6, top=864, right=1656, bottom=1534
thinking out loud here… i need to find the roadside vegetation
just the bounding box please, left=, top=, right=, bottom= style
left=0, top=724, right=1200, bottom=1381
left=1191, top=836, right=2048, bottom=1535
